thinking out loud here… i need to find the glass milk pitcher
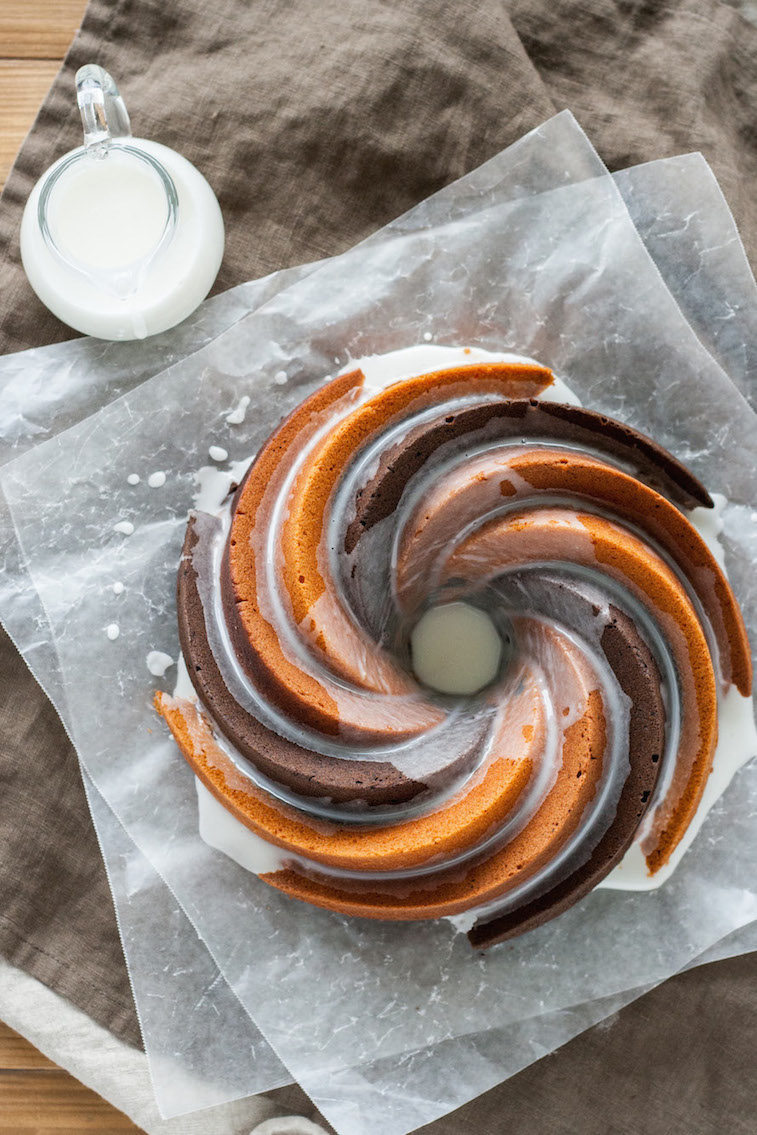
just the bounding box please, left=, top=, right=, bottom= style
left=20, top=65, right=225, bottom=340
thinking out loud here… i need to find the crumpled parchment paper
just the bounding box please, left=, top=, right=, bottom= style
left=1, top=112, right=757, bottom=1135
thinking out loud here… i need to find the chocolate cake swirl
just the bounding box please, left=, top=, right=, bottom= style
left=156, top=356, right=752, bottom=946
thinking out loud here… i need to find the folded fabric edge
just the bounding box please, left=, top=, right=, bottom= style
left=0, top=955, right=300, bottom=1135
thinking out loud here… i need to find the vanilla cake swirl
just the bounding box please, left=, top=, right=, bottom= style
left=156, top=351, right=752, bottom=946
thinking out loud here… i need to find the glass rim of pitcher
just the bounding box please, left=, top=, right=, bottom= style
left=37, top=141, right=180, bottom=283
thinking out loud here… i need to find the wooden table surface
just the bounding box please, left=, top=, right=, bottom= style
left=1, top=1, right=146, bottom=1130
left=0, top=1022, right=142, bottom=1132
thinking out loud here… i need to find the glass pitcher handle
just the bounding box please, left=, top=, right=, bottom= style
left=76, top=65, right=131, bottom=152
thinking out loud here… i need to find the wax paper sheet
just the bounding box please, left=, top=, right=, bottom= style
left=0, top=267, right=315, bottom=1116
left=2, top=112, right=757, bottom=1135
left=83, top=770, right=292, bottom=1115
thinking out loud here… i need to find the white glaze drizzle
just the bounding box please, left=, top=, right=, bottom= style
left=196, top=778, right=288, bottom=874
left=147, top=650, right=174, bottom=677
left=192, top=457, right=253, bottom=514
left=225, top=395, right=250, bottom=425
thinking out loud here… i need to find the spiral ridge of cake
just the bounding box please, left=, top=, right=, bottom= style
left=157, top=350, right=752, bottom=945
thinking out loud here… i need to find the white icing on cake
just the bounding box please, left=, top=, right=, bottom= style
left=196, top=778, right=288, bottom=874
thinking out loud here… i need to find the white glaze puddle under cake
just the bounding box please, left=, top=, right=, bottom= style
left=156, top=346, right=756, bottom=947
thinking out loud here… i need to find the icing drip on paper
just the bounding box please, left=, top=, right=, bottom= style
left=147, top=650, right=174, bottom=677
left=225, top=395, right=250, bottom=425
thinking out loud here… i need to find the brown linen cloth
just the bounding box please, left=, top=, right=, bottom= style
left=1, top=0, right=756, bottom=1131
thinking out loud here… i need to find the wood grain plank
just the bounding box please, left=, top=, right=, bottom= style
left=0, top=1071, right=144, bottom=1130
left=0, top=59, right=59, bottom=189
left=0, top=1023, right=57, bottom=1070
left=0, top=0, right=87, bottom=59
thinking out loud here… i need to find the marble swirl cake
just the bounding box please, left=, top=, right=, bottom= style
left=156, top=353, right=752, bottom=947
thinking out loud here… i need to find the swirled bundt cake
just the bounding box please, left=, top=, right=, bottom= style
left=156, top=351, right=752, bottom=946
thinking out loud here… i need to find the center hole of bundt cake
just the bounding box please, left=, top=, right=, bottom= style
left=410, top=601, right=503, bottom=696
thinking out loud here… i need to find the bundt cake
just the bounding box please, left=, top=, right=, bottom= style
left=156, top=349, right=752, bottom=947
